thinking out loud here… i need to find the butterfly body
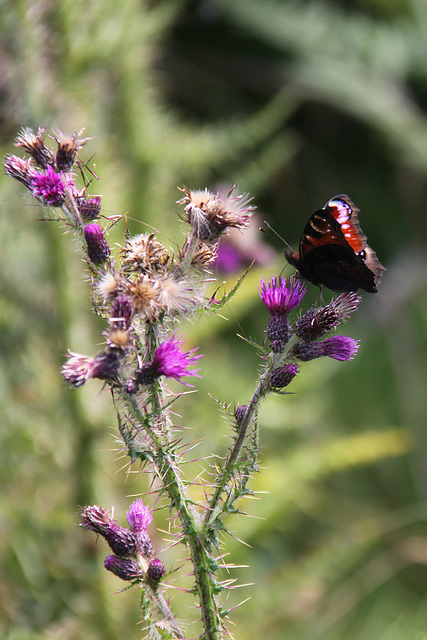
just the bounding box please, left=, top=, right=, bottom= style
left=286, top=195, right=385, bottom=293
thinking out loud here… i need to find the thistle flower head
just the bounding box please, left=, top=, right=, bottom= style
left=84, top=223, right=110, bottom=265
left=127, top=498, right=153, bottom=533
left=104, top=555, right=143, bottom=581
left=269, top=363, right=299, bottom=389
left=294, top=335, right=360, bottom=362
left=3, top=155, right=38, bottom=188
left=135, top=334, right=202, bottom=386
left=121, top=233, right=169, bottom=274
left=14, top=126, right=54, bottom=168
left=178, top=185, right=254, bottom=242
left=31, top=165, right=67, bottom=207
left=61, top=350, right=121, bottom=387
left=80, top=505, right=137, bottom=557
left=76, top=195, right=101, bottom=221
left=147, top=558, right=166, bottom=587
left=295, top=293, right=362, bottom=339
left=259, top=276, right=306, bottom=316
left=52, top=128, right=90, bottom=171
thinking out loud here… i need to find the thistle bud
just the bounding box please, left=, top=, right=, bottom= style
left=84, top=223, right=110, bottom=265
left=147, top=558, right=166, bottom=587
left=269, top=363, right=299, bottom=389
left=104, top=555, right=142, bottom=581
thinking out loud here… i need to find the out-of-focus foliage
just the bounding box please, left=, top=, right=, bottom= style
left=1, top=0, right=427, bottom=639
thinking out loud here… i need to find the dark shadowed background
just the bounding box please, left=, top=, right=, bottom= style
left=1, top=1, right=427, bottom=639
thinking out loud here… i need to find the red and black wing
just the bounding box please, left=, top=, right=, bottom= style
left=286, top=195, right=385, bottom=293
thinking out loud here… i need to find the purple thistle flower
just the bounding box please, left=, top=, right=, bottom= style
left=295, top=335, right=360, bottom=362
left=259, top=276, right=306, bottom=315
left=84, top=223, right=110, bottom=265
left=259, top=276, right=306, bottom=350
left=127, top=498, right=153, bottom=557
left=135, top=334, right=202, bottom=386
left=104, top=555, right=142, bottom=581
left=270, top=363, right=299, bottom=389
left=127, top=498, right=153, bottom=533
left=31, top=165, right=67, bottom=207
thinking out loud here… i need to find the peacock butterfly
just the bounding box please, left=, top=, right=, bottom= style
left=285, top=194, right=385, bottom=293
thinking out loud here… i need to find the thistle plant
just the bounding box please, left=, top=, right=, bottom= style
left=5, top=127, right=364, bottom=640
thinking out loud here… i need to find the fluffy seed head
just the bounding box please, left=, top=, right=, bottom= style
left=121, top=233, right=169, bottom=274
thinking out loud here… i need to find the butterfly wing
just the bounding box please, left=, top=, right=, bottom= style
left=286, top=195, right=385, bottom=293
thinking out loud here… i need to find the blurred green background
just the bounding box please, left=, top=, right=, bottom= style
left=2, top=1, right=427, bottom=638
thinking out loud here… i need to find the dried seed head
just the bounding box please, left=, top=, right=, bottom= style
left=14, top=126, right=55, bottom=169
left=178, top=185, right=254, bottom=242
left=103, top=327, right=133, bottom=350
left=121, top=233, right=169, bottom=274
left=157, top=275, right=203, bottom=316
left=180, top=238, right=218, bottom=269
left=125, top=275, right=162, bottom=321
left=96, top=270, right=125, bottom=301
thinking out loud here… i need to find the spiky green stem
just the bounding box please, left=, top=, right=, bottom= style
left=123, top=393, right=223, bottom=640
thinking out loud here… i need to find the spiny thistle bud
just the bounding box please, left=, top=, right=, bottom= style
left=84, top=223, right=110, bottom=265
left=294, top=336, right=360, bottom=362
left=104, top=555, right=142, bottom=581
left=295, top=293, right=361, bottom=340
left=269, top=363, right=299, bottom=389
left=76, top=195, right=101, bottom=221
left=234, top=405, right=248, bottom=426
left=80, top=506, right=138, bottom=557
left=147, top=558, right=166, bottom=587
left=52, top=129, right=89, bottom=171
left=14, top=126, right=54, bottom=169
left=31, top=165, right=67, bottom=207
left=109, top=294, right=134, bottom=330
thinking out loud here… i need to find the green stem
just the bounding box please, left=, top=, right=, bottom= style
left=123, top=393, right=223, bottom=640
left=204, top=335, right=299, bottom=529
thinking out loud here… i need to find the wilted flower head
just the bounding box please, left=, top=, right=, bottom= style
left=80, top=505, right=137, bottom=557
left=14, top=126, right=54, bottom=169
left=295, top=293, right=361, bottom=340
left=135, top=334, right=202, bottom=386
left=31, top=165, right=67, bottom=207
left=52, top=128, right=89, bottom=171
left=84, top=223, right=110, bottom=265
left=294, top=335, right=360, bottom=362
left=61, top=350, right=121, bottom=387
left=3, top=155, right=38, bottom=189
left=178, top=185, right=254, bottom=242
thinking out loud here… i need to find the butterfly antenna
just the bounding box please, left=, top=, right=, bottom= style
left=261, top=221, right=293, bottom=252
